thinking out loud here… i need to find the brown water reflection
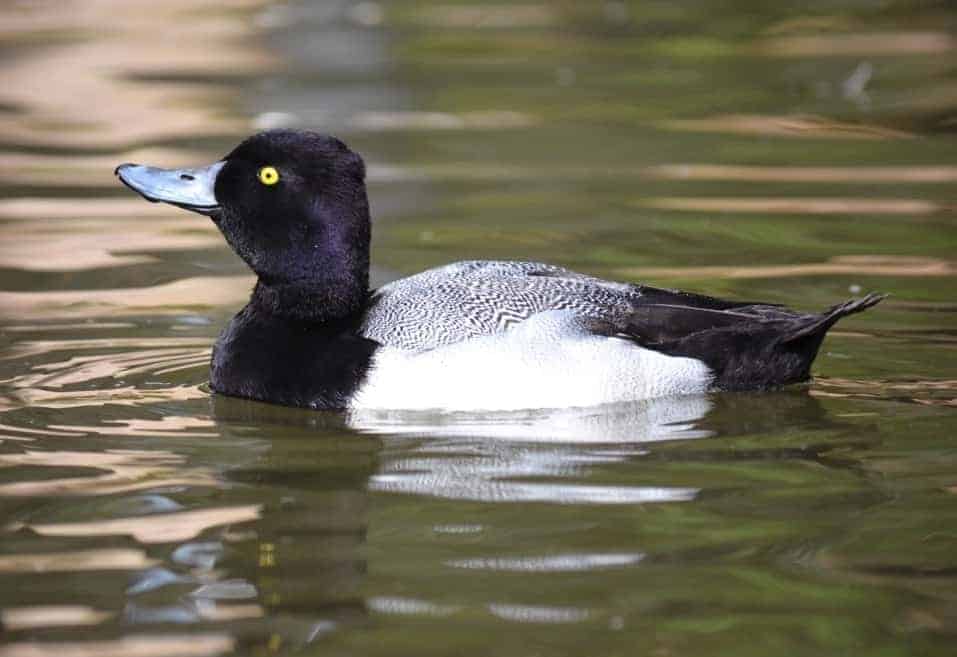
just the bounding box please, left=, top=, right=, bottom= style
left=758, top=31, right=956, bottom=56
left=659, top=114, right=915, bottom=139
left=619, top=255, right=954, bottom=279
left=645, top=164, right=957, bottom=184
left=0, top=277, right=252, bottom=320
left=640, top=197, right=950, bottom=215
left=0, top=634, right=235, bottom=657
left=22, top=504, right=261, bottom=544
left=1, top=0, right=268, bottom=150
left=0, top=449, right=215, bottom=497
left=0, top=549, right=158, bottom=573
left=0, top=606, right=113, bottom=631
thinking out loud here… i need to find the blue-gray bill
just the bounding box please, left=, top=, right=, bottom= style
left=114, top=161, right=225, bottom=214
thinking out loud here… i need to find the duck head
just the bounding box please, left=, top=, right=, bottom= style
left=116, top=130, right=370, bottom=321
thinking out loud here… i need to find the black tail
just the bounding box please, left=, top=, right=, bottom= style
left=625, top=290, right=886, bottom=391
left=780, top=293, right=886, bottom=344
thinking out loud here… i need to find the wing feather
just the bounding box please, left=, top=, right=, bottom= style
left=361, top=261, right=641, bottom=350
left=360, top=260, right=796, bottom=352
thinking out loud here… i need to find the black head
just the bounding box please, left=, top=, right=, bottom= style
left=214, top=131, right=368, bottom=282
left=117, top=130, right=371, bottom=320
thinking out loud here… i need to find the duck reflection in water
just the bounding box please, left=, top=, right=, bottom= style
left=113, top=389, right=856, bottom=649
left=209, top=389, right=848, bottom=509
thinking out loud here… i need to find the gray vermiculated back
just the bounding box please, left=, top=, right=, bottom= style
left=360, top=260, right=643, bottom=351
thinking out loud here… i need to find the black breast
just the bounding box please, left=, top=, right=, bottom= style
left=209, top=304, right=379, bottom=409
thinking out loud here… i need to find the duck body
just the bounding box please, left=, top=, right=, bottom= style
left=210, top=258, right=881, bottom=411
left=116, top=130, right=883, bottom=411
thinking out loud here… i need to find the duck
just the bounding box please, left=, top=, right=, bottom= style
left=115, top=130, right=884, bottom=411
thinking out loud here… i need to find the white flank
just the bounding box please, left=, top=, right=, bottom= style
left=350, top=310, right=713, bottom=411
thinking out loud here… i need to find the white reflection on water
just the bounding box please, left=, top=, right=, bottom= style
left=356, top=395, right=710, bottom=504
left=383, top=481, right=699, bottom=505
left=366, top=597, right=462, bottom=617
left=432, top=523, right=483, bottom=534
left=188, top=580, right=259, bottom=601
left=349, top=395, right=712, bottom=443
left=446, top=553, right=644, bottom=572
left=488, top=603, right=589, bottom=624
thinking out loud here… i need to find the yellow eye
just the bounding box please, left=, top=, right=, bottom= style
left=258, top=166, right=280, bottom=185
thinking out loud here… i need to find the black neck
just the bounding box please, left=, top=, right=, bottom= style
left=251, top=275, right=367, bottom=323
left=249, top=187, right=371, bottom=323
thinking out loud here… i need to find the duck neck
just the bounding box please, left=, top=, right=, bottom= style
left=251, top=274, right=368, bottom=324
left=250, top=197, right=370, bottom=324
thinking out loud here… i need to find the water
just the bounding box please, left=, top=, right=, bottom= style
left=1, top=1, right=955, bottom=655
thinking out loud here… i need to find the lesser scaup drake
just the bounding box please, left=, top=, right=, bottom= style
left=116, top=130, right=884, bottom=411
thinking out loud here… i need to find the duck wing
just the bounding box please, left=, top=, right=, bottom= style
left=360, top=260, right=769, bottom=351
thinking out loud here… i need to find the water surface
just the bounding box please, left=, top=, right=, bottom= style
left=1, top=2, right=955, bottom=655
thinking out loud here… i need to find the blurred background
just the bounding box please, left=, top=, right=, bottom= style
left=0, top=1, right=955, bottom=656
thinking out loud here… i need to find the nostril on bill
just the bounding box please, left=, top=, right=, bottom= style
left=180, top=173, right=195, bottom=181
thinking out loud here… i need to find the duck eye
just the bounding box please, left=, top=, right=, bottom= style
left=257, top=166, right=280, bottom=186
